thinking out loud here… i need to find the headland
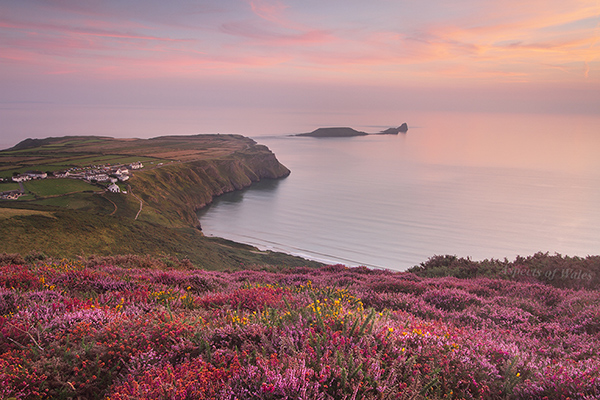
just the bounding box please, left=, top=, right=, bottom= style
left=0, top=134, right=322, bottom=269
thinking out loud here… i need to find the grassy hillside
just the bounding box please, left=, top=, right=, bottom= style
left=0, top=135, right=312, bottom=270
left=0, top=203, right=321, bottom=270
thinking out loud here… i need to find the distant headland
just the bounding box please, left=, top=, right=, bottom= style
left=296, top=123, right=408, bottom=138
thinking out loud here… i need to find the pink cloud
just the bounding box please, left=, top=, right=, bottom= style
left=1, top=0, right=597, bottom=86
left=221, top=20, right=332, bottom=45
left=247, top=0, right=288, bottom=25
left=0, top=17, right=183, bottom=43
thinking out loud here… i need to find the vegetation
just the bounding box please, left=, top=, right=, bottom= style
left=1, top=256, right=599, bottom=399
left=0, top=135, right=296, bottom=269
left=0, top=182, right=20, bottom=191
left=409, top=253, right=600, bottom=290
left=0, top=208, right=56, bottom=219
left=25, top=179, right=101, bottom=198
left=0, top=204, right=321, bottom=271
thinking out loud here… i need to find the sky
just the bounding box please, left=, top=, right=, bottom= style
left=1, top=0, right=599, bottom=148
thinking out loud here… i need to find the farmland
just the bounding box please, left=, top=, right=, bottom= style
left=25, top=179, right=101, bottom=197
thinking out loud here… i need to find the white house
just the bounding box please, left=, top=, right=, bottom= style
left=108, top=183, right=120, bottom=193
left=114, top=167, right=129, bottom=176
left=129, top=161, right=143, bottom=170
left=87, top=173, right=109, bottom=182
left=55, top=171, right=70, bottom=178
left=12, top=175, right=31, bottom=182
left=25, top=171, right=47, bottom=179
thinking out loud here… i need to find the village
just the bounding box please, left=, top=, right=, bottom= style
left=0, top=161, right=144, bottom=200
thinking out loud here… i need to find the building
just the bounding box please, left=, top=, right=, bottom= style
left=107, top=183, right=120, bottom=193
left=0, top=190, right=22, bottom=200
left=87, top=173, right=109, bottom=182
left=129, top=161, right=143, bottom=170
left=12, top=174, right=31, bottom=182
left=115, top=167, right=129, bottom=176
left=25, top=171, right=48, bottom=179
left=54, top=170, right=70, bottom=178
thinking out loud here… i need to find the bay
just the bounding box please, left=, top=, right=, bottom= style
left=197, top=111, right=600, bottom=271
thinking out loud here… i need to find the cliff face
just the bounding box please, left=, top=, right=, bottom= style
left=130, top=142, right=290, bottom=227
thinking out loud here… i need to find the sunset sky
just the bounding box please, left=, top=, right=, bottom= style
left=1, top=0, right=599, bottom=146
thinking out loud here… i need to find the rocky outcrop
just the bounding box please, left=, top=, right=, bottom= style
left=296, top=127, right=368, bottom=137
left=378, top=123, right=408, bottom=134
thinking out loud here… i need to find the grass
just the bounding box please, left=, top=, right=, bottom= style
left=65, top=155, right=165, bottom=167
left=0, top=208, right=55, bottom=219
left=30, top=192, right=111, bottom=212
left=0, top=204, right=323, bottom=270
left=25, top=178, right=102, bottom=197
left=0, top=182, right=20, bottom=191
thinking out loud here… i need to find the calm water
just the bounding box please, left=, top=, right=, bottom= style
left=198, top=112, right=600, bottom=271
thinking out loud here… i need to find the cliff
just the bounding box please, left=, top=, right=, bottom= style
left=130, top=141, right=290, bottom=227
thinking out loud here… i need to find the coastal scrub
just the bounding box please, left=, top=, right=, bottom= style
left=1, top=258, right=599, bottom=398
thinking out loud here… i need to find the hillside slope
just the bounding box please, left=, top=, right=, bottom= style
left=0, top=135, right=317, bottom=270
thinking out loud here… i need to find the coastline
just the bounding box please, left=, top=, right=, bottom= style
left=0, top=134, right=316, bottom=269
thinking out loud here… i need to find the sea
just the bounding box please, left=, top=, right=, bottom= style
left=197, top=111, right=600, bottom=271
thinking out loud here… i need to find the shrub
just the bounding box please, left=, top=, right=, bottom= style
left=422, top=288, right=481, bottom=311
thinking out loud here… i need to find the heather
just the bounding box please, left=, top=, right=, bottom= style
left=1, top=258, right=599, bottom=399
left=409, top=253, right=600, bottom=290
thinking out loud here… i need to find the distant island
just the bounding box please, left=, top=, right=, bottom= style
left=296, top=123, right=408, bottom=138
left=379, top=123, right=408, bottom=134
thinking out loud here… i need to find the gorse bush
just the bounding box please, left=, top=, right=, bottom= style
left=1, top=257, right=599, bottom=399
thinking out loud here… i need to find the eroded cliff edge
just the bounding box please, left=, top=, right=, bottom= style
left=130, top=138, right=290, bottom=227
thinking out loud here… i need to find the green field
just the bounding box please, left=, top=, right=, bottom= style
left=0, top=182, right=20, bottom=191
left=31, top=193, right=97, bottom=209
left=64, top=155, right=164, bottom=167
left=25, top=179, right=102, bottom=197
